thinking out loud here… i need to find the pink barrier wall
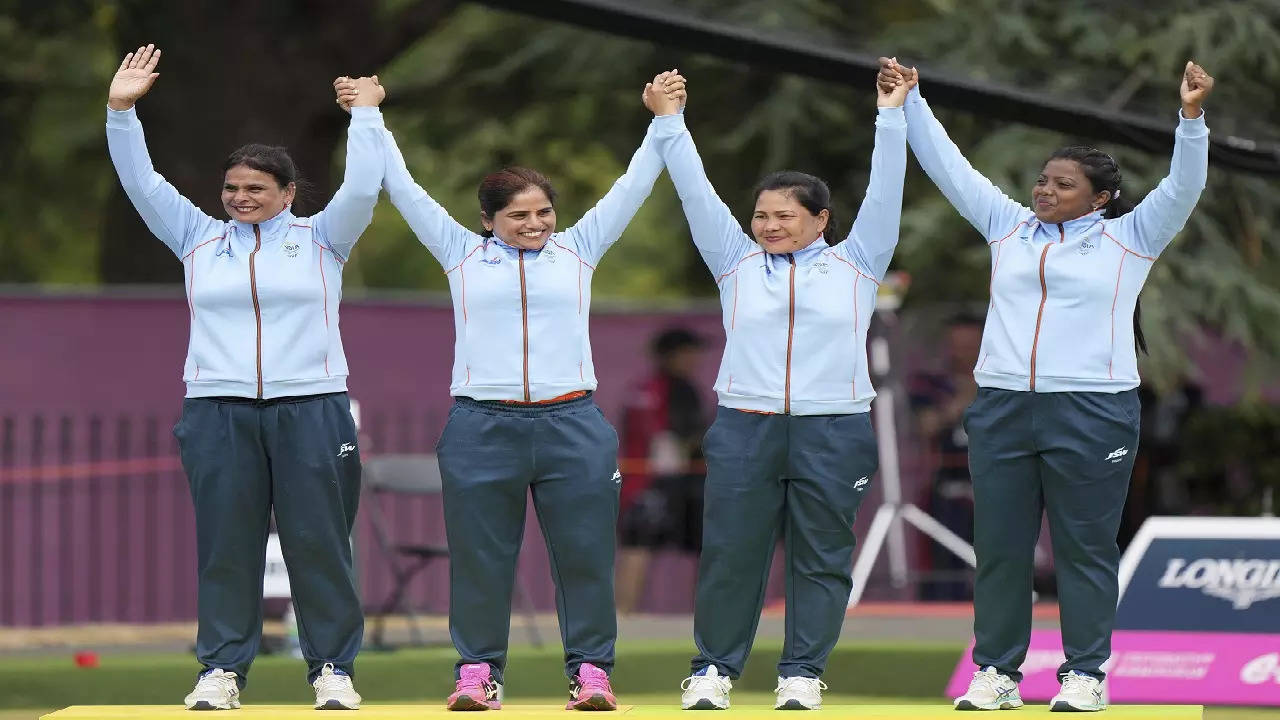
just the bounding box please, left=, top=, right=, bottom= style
left=6, top=290, right=1264, bottom=628
left=0, top=291, right=913, bottom=626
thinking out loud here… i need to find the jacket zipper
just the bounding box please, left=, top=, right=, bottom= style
left=518, top=249, right=530, bottom=402
left=784, top=254, right=796, bottom=414
left=249, top=224, right=264, bottom=399
left=1028, top=225, right=1062, bottom=391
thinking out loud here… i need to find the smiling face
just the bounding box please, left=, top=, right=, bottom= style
left=482, top=186, right=557, bottom=250
left=221, top=165, right=294, bottom=224
left=750, top=189, right=829, bottom=254
left=1032, top=158, right=1110, bottom=224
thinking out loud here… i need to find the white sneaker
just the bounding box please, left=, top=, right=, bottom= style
left=313, top=662, right=362, bottom=710
left=184, top=668, right=241, bottom=710
left=1051, top=671, right=1106, bottom=712
left=681, top=665, right=732, bottom=710
left=774, top=676, right=826, bottom=710
left=953, top=666, right=1023, bottom=710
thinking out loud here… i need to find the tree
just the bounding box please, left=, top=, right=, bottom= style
left=873, top=0, right=1280, bottom=391
left=418, top=0, right=1280, bottom=390
left=0, top=1, right=112, bottom=283
left=100, top=0, right=457, bottom=283
left=3, top=0, right=1276, bottom=392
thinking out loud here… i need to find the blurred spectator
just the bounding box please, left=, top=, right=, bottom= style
left=615, top=328, right=708, bottom=614
left=909, top=313, right=982, bottom=601
left=1121, top=380, right=1206, bottom=548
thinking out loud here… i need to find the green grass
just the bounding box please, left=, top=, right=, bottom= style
left=3, top=644, right=1277, bottom=719
left=6, top=699, right=1280, bottom=720
left=0, top=641, right=958, bottom=708
left=4, top=696, right=1279, bottom=719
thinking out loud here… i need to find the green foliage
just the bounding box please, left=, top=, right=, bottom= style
left=873, top=0, right=1280, bottom=391
left=0, top=2, right=117, bottom=283
left=1178, top=403, right=1280, bottom=515
left=3, top=0, right=1277, bottom=392
left=346, top=4, right=704, bottom=297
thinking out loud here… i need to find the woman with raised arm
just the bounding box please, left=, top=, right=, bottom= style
left=107, top=45, right=385, bottom=711
left=334, top=72, right=684, bottom=712
left=646, top=74, right=910, bottom=711
left=877, top=58, right=1213, bottom=712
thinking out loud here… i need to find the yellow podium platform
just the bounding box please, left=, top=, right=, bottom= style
left=42, top=704, right=1204, bottom=718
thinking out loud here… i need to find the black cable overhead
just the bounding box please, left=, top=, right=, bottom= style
left=471, top=0, right=1280, bottom=178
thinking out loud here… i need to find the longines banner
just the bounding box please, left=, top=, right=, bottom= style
left=947, top=516, right=1280, bottom=705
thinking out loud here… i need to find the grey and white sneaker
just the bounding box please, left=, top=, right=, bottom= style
left=680, top=665, right=732, bottom=710
left=184, top=668, right=241, bottom=710
left=954, top=666, right=1023, bottom=710
left=774, top=676, right=826, bottom=710
left=1050, top=671, right=1106, bottom=712
left=313, top=662, right=362, bottom=710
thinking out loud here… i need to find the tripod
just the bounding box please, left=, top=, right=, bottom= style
left=847, top=303, right=977, bottom=607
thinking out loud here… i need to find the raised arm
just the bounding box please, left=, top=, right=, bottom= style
left=106, top=44, right=219, bottom=258
left=335, top=77, right=479, bottom=270
left=561, top=71, right=683, bottom=266
left=879, top=58, right=1027, bottom=240
left=312, top=76, right=387, bottom=261
left=841, top=75, right=909, bottom=281
left=1112, top=62, right=1213, bottom=258
left=648, top=75, right=754, bottom=279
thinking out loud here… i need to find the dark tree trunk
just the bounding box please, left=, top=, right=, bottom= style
left=103, top=0, right=456, bottom=283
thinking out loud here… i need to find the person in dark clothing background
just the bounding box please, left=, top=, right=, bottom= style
left=616, top=328, right=708, bottom=615
left=909, top=313, right=982, bottom=601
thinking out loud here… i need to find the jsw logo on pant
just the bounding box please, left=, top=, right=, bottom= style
left=1157, top=557, right=1280, bottom=609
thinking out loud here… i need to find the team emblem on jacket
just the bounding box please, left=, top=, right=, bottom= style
left=283, top=241, right=300, bottom=258
left=480, top=255, right=502, bottom=266
left=1079, top=238, right=1096, bottom=255
left=543, top=247, right=557, bottom=263
left=813, top=261, right=830, bottom=274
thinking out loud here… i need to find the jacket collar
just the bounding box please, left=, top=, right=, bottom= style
left=231, top=207, right=295, bottom=241
left=486, top=234, right=552, bottom=254
left=761, top=235, right=829, bottom=271
left=1027, top=209, right=1104, bottom=240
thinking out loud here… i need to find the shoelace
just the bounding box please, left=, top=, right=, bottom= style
left=314, top=667, right=354, bottom=695
left=1060, top=673, right=1097, bottom=696
left=775, top=677, right=827, bottom=694
left=456, top=676, right=497, bottom=699
left=578, top=674, right=612, bottom=693
left=195, top=671, right=238, bottom=695
left=682, top=674, right=732, bottom=692
left=968, top=670, right=1007, bottom=695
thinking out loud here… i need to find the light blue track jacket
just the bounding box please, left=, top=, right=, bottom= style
left=380, top=120, right=665, bottom=402
left=903, top=87, right=1209, bottom=393
left=107, top=105, right=386, bottom=399
left=651, top=107, right=908, bottom=415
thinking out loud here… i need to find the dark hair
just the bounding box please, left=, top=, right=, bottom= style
left=1045, top=146, right=1147, bottom=354
left=947, top=311, right=985, bottom=330
left=222, top=144, right=299, bottom=189
left=651, top=327, right=703, bottom=357
left=222, top=143, right=312, bottom=211
left=477, top=167, right=557, bottom=238
left=752, top=171, right=842, bottom=245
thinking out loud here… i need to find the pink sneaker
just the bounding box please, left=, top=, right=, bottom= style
left=566, top=662, right=617, bottom=711
left=447, top=663, right=501, bottom=711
